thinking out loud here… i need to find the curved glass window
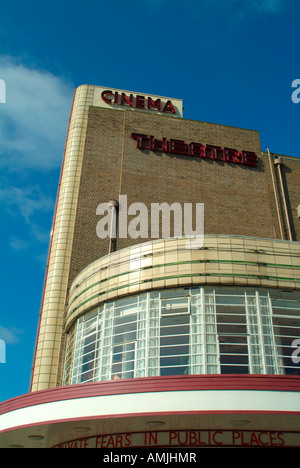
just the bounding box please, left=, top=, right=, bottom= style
left=63, top=287, right=300, bottom=385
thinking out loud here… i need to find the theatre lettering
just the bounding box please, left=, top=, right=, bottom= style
left=131, top=133, right=258, bottom=167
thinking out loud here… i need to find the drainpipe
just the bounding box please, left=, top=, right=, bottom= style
left=274, top=156, right=293, bottom=241
left=267, top=149, right=285, bottom=240
left=108, top=199, right=119, bottom=253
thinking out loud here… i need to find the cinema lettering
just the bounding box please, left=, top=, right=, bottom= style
left=54, top=430, right=292, bottom=448
left=101, top=90, right=177, bottom=114
left=131, top=133, right=258, bottom=167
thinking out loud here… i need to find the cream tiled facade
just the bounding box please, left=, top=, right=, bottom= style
left=2, top=84, right=300, bottom=449
left=31, top=86, right=96, bottom=391
left=30, top=85, right=185, bottom=390
left=30, top=84, right=300, bottom=392
left=65, top=235, right=300, bottom=331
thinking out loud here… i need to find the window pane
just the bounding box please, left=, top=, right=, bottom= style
left=63, top=287, right=300, bottom=384
left=161, top=297, right=190, bottom=316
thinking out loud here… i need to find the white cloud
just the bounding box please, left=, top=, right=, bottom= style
left=0, top=56, right=74, bottom=171
left=0, top=58, right=69, bottom=258
left=0, top=183, right=54, bottom=256
left=0, top=325, right=23, bottom=344
left=0, top=184, right=54, bottom=222
left=209, top=0, right=285, bottom=16
left=147, top=0, right=285, bottom=16
left=242, top=0, right=284, bottom=14
left=9, top=237, right=30, bottom=251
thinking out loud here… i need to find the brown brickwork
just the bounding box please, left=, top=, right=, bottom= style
left=272, top=154, right=300, bottom=241
left=54, top=101, right=300, bottom=388
left=69, top=106, right=289, bottom=288
left=31, top=85, right=300, bottom=392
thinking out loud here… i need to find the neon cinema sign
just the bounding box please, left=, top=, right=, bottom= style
left=101, top=90, right=177, bottom=114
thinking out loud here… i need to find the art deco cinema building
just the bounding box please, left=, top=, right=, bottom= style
left=1, top=85, right=300, bottom=448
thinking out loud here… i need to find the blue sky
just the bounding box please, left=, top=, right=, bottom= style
left=0, top=0, right=299, bottom=403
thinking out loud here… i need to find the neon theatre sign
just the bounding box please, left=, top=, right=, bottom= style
left=131, top=133, right=258, bottom=167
